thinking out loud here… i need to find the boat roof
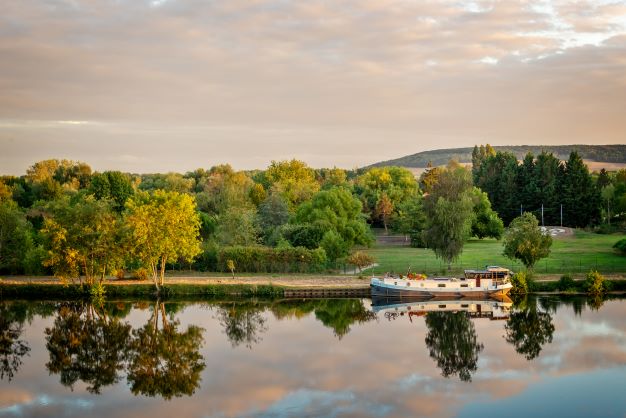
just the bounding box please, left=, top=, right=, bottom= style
left=465, top=266, right=510, bottom=273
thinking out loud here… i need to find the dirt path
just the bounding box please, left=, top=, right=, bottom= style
left=0, top=275, right=372, bottom=288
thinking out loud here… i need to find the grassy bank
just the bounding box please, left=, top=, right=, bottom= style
left=0, top=283, right=286, bottom=300
left=365, top=231, right=626, bottom=276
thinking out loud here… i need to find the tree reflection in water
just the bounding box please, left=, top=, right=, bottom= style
left=127, top=302, right=205, bottom=399
left=0, top=303, right=31, bottom=382
left=45, top=302, right=131, bottom=394
left=44, top=301, right=205, bottom=399
left=504, top=300, right=555, bottom=361
left=217, top=302, right=268, bottom=349
left=424, top=311, right=483, bottom=382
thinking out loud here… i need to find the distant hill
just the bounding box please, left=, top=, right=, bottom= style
left=369, top=145, right=626, bottom=168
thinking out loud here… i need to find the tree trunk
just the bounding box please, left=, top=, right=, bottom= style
left=149, top=261, right=160, bottom=293
left=159, top=256, right=166, bottom=286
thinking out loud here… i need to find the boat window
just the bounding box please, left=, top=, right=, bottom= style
left=407, top=282, right=411, bottom=287
left=460, top=284, right=468, bottom=288
left=394, top=282, right=397, bottom=286
left=438, top=305, right=446, bottom=308
left=461, top=304, right=469, bottom=308
left=438, top=284, right=446, bottom=288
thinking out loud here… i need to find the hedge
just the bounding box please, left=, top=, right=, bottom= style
left=217, top=246, right=327, bottom=273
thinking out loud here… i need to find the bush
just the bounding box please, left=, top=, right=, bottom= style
left=115, top=269, right=126, bottom=280
left=217, top=246, right=327, bottom=273
left=557, top=274, right=576, bottom=292
left=134, top=268, right=149, bottom=281
left=347, top=251, right=375, bottom=273
left=510, top=271, right=530, bottom=295
left=613, top=238, right=626, bottom=255
left=585, top=270, right=607, bottom=295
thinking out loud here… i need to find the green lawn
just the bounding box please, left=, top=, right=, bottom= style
left=364, top=230, right=626, bottom=276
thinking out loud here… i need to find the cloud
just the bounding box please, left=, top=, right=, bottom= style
left=1, top=0, right=625, bottom=172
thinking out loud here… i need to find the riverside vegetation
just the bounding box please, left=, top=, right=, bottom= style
left=1, top=148, right=626, bottom=294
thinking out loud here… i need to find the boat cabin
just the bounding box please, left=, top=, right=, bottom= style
left=464, top=266, right=511, bottom=287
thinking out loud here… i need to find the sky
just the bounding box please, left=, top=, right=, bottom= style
left=1, top=0, right=626, bottom=174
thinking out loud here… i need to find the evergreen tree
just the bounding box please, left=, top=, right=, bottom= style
left=562, top=151, right=600, bottom=227
left=475, top=152, right=519, bottom=224
left=533, top=152, right=561, bottom=225
left=517, top=153, right=539, bottom=214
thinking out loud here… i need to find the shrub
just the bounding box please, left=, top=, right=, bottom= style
left=115, top=269, right=126, bottom=280
left=585, top=270, right=607, bottom=296
left=217, top=245, right=327, bottom=273
left=320, top=230, right=348, bottom=262
left=134, top=267, right=149, bottom=281
left=347, top=251, right=375, bottom=273
left=510, top=271, right=529, bottom=295
left=557, top=274, right=576, bottom=292
left=613, top=238, right=626, bottom=255
left=90, top=281, right=106, bottom=305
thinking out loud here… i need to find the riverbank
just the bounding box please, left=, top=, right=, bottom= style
left=2, top=274, right=626, bottom=299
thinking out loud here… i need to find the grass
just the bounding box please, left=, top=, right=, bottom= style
left=364, top=230, right=626, bottom=276
left=0, top=283, right=286, bottom=300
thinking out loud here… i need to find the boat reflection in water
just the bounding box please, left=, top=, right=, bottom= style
left=372, top=295, right=513, bottom=322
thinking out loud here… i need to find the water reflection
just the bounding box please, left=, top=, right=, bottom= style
left=0, top=303, right=31, bottom=382
left=127, top=302, right=205, bottom=399
left=504, top=305, right=555, bottom=361
left=45, top=302, right=131, bottom=394
left=425, top=311, right=483, bottom=382
left=44, top=301, right=205, bottom=399
left=1, top=295, right=625, bottom=418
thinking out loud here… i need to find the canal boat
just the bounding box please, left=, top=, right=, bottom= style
left=370, top=266, right=513, bottom=298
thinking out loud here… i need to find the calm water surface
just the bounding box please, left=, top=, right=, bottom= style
left=1, top=296, right=625, bottom=418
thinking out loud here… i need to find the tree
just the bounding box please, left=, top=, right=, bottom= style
left=216, top=208, right=260, bottom=247
left=265, top=160, right=320, bottom=210
left=534, top=152, right=562, bottom=225
left=0, top=201, right=34, bottom=274
left=356, top=166, right=418, bottom=224
left=347, top=251, right=374, bottom=273
left=597, top=168, right=611, bottom=189
left=475, top=151, right=518, bottom=224
left=294, top=187, right=373, bottom=252
left=423, top=162, right=474, bottom=270
left=257, top=192, right=290, bottom=244
left=471, top=188, right=504, bottom=239
left=425, top=312, right=483, bottom=382
left=517, top=152, right=539, bottom=214
left=419, top=164, right=442, bottom=194
left=375, top=193, right=393, bottom=233
left=320, top=230, right=348, bottom=262
left=392, top=196, right=426, bottom=247
left=89, top=171, right=134, bottom=210
left=124, top=190, right=202, bottom=291
left=601, top=184, right=615, bottom=225
left=562, top=151, right=600, bottom=227
left=502, top=212, right=552, bottom=269
left=41, top=196, right=122, bottom=284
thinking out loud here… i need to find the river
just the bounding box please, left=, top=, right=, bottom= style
left=1, top=296, right=625, bottom=417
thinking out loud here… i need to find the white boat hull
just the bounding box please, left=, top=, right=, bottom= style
left=370, top=277, right=512, bottom=299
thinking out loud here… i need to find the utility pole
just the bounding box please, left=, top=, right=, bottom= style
left=520, top=204, right=523, bottom=216
left=560, top=204, right=563, bottom=227
left=541, top=204, right=544, bottom=226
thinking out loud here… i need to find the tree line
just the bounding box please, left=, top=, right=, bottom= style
left=0, top=150, right=622, bottom=280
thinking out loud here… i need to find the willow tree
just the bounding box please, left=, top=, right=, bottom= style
left=422, top=161, right=474, bottom=270
left=124, top=190, right=201, bottom=291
